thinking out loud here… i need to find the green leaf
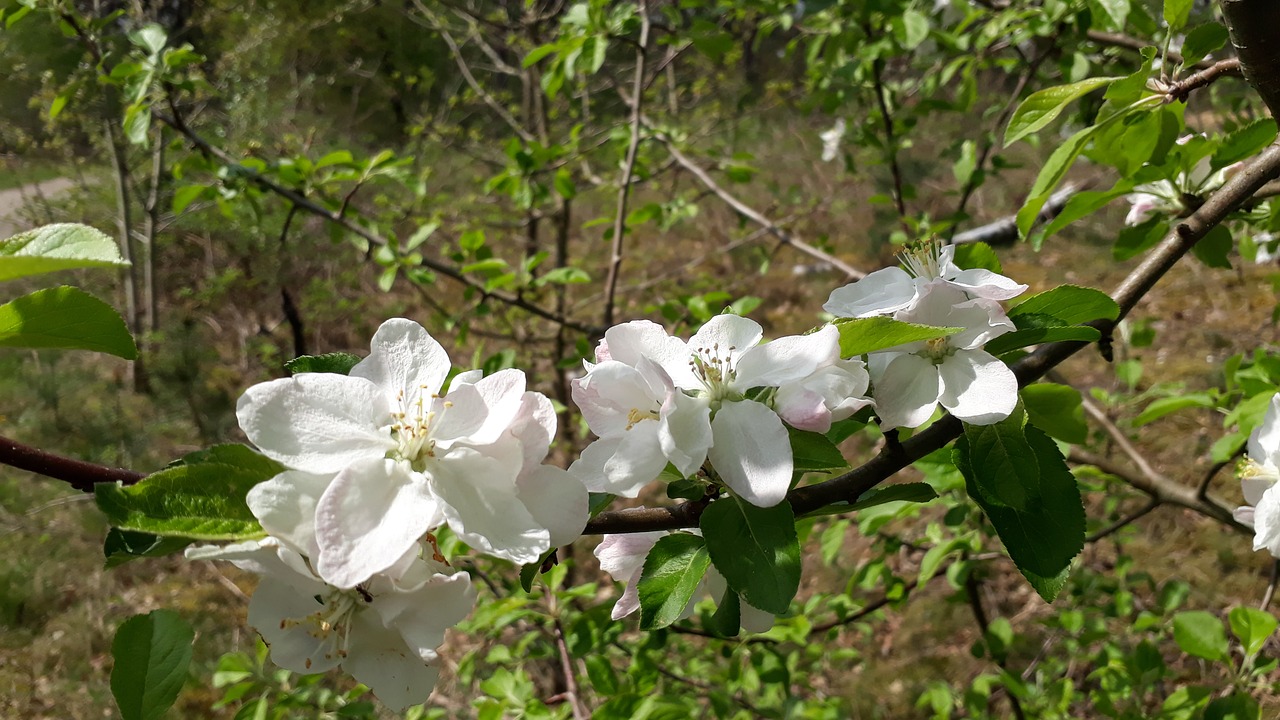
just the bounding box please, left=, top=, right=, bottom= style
left=130, top=24, right=167, bottom=54
left=1134, top=394, right=1216, bottom=426
left=637, top=533, right=710, bottom=630
left=1181, top=23, right=1229, bottom=68
left=1213, top=119, right=1278, bottom=169
left=835, top=317, right=960, bottom=357
left=1017, top=124, right=1103, bottom=237
left=124, top=103, right=151, bottom=146
left=1004, top=77, right=1120, bottom=147
left=1032, top=186, right=1135, bottom=245
left=703, top=586, right=742, bottom=637
left=1008, top=285, right=1120, bottom=326
left=955, top=417, right=1085, bottom=598
left=49, top=92, right=69, bottom=120
left=801, top=483, right=938, bottom=518
left=1173, top=610, right=1229, bottom=662
left=788, top=426, right=849, bottom=473
left=284, top=352, right=361, bottom=375
left=1203, top=693, right=1260, bottom=720
left=1163, top=0, right=1194, bottom=31
left=519, top=549, right=557, bottom=592
left=951, top=241, right=1001, bottom=273
left=700, top=497, right=801, bottom=614
left=1020, top=565, right=1072, bottom=604
left=95, top=445, right=282, bottom=540
left=1022, top=383, right=1087, bottom=444
left=0, top=223, right=128, bottom=281
left=1229, top=606, right=1277, bottom=657
left=111, top=610, right=194, bottom=720
left=0, top=286, right=138, bottom=359
left=103, top=528, right=193, bottom=569
left=553, top=168, right=576, bottom=199
left=1092, top=0, right=1130, bottom=28
left=1191, top=224, right=1233, bottom=269
left=171, top=185, right=206, bottom=214
left=985, top=326, right=1101, bottom=356
left=897, top=9, right=929, bottom=49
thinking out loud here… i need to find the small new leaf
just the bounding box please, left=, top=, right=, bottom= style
left=637, top=533, right=710, bottom=630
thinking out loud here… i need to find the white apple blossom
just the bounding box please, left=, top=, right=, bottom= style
left=186, top=537, right=475, bottom=711
left=237, top=318, right=586, bottom=588
left=868, top=282, right=1018, bottom=429
left=820, top=118, right=847, bottom=162
left=774, top=358, right=874, bottom=433
left=594, top=528, right=774, bottom=633
left=1235, top=393, right=1280, bottom=557
left=1125, top=134, right=1243, bottom=226
left=823, top=239, right=1026, bottom=319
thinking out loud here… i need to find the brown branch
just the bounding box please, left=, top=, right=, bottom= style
left=1162, top=58, right=1244, bottom=103
left=1085, top=30, right=1219, bottom=72
left=601, top=0, right=650, bottom=329
left=870, top=54, right=909, bottom=227
left=964, top=572, right=1027, bottom=720
left=0, top=435, right=145, bottom=491
left=552, top=620, right=589, bottom=720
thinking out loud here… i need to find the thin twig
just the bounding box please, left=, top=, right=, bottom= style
left=1084, top=499, right=1160, bottom=544
left=601, top=0, right=650, bottom=330
left=870, top=54, right=909, bottom=228
left=553, top=620, right=589, bottom=720
left=1161, top=58, right=1244, bottom=103
left=964, top=572, right=1027, bottom=720
left=1262, top=560, right=1280, bottom=611
left=0, top=434, right=145, bottom=491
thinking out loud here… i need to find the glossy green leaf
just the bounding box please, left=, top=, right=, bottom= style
left=700, top=497, right=801, bottom=614
left=636, top=533, right=710, bottom=630
left=1173, top=610, right=1229, bottom=662
left=985, top=326, right=1101, bottom=355
left=95, top=445, right=282, bottom=540
left=1163, top=0, right=1194, bottom=31
left=284, top=352, right=361, bottom=375
left=1009, top=285, right=1120, bottom=326
left=1022, top=383, right=1087, bottom=444
left=1181, top=23, right=1229, bottom=68
left=103, top=528, right=193, bottom=569
left=1192, top=224, right=1233, bottom=269
left=788, top=426, right=849, bottom=473
left=835, top=317, right=960, bottom=357
left=950, top=241, right=1001, bottom=273
left=0, top=286, right=138, bottom=359
left=0, top=223, right=128, bottom=281
left=1213, top=119, right=1278, bottom=169
left=1134, top=393, right=1216, bottom=426
left=111, top=610, right=194, bottom=720
left=1004, top=77, right=1119, bottom=147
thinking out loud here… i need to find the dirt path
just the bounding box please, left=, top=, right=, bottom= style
left=0, top=177, right=78, bottom=237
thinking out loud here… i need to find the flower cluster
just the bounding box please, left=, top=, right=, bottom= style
left=823, top=239, right=1027, bottom=429
left=1235, top=393, right=1280, bottom=558
left=190, top=318, right=587, bottom=708
left=1125, top=134, right=1241, bottom=226
left=569, top=316, right=873, bottom=507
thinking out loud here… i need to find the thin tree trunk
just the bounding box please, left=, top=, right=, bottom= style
left=143, top=127, right=164, bottom=335
left=104, top=120, right=149, bottom=393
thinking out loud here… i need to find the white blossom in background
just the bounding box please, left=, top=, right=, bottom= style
left=573, top=317, right=871, bottom=508
left=1235, top=393, right=1280, bottom=557
left=823, top=239, right=1025, bottom=319
left=186, top=537, right=475, bottom=711
left=1124, top=134, right=1243, bottom=226
left=594, top=529, right=774, bottom=633
left=820, top=118, right=847, bottom=162
left=237, top=318, right=586, bottom=589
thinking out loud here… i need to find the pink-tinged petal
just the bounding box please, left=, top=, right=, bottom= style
left=1243, top=477, right=1275, bottom=508
left=315, top=458, right=438, bottom=588
left=688, top=315, right=764, bottom=363
left=658, top=392, right=713, bottom=478
left=237, top=374, right=395, bottom=474
left=248, top=576, right=342, bottom=674
left=351, top=317, right=451, bottom=398
left=946, top=267, right=1028, bottom=301
left=612, top=568, right=644, bottom=620
left=938, top=349, right=1018, bottom=425
left=569, top=437, right=622, bottom=494
left=511, top=391, right=557, bottom=468
left=1248, top=394, right=1280, bottom=470
left=1253, top=485, right=1280, bottom=557
left=573, top=361, right=663, bottom=436
left=708, top=400, right=792, bottom=507
left=372, top=571, right=476, bottom=659
left=594, top=531, right=664, bottom=581
left=735, top=325, right=840, bottom=389
left=1237, top=506, right=1257, bottom=527
left=343, top=614, right=440, bottom=711
left=246, top=470, right=332, bottom=558
left=824, top=266, right=917, bottom=318
left=872, top=353, right=942, bottom=430
left=518, top=465, right=588, bottom=547
left=775, top=386, right=831, bottom=432
left=431, top=445, right=549, bottom=564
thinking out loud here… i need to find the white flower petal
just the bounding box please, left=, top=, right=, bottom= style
left=1249, top=394, right=1280, bottom=470
left=372, top=570, right=476, bottom=660
left=315, top=458, right=439, bottom=588
left=735, top=325, right=840, bottom=389
left=708, top=400, right=792, bottom=507
left=236, top=374, right=395, bottom=474
left=351, top=317, right=451, bottom=398
left=441, top=368, right=526, bottom=445
left=573, top=361, right=663, bottom=437
left=774, top=386, right=830, bottom=432
left=740, top=600, right=777, bottom=633
left=658, top=392, right=713, bottom=478
left=872, top=353, right=942, bottom=430
left=248, top=576, right=342, bottom=674
left=517, top=465, right=588, bottom=547
left=605, top=423, right=671, bottom=493
left=1253, top=485, right=1280, bottom=557
left=1243, top=477, right=1275, bottom=508
left=432, top=445, right=549, bottom=564
left=824, top=266, right=917, bottom=318
left=246, top=470, right=333, bottom=557
left=688, top=315, right=764, bottom=363
left=946, top=267, right=1028, bottom=301
left=938, top=349, right=1018, bottom=425
left=612, top=568, right=645, bottom=620
left=511, top=391, right=557, bottom=468
left=604, top=320, right=696, bottom=387
left=343, top=614, right=441, bottom=712
left=594, top=531, right=664, bottom=581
